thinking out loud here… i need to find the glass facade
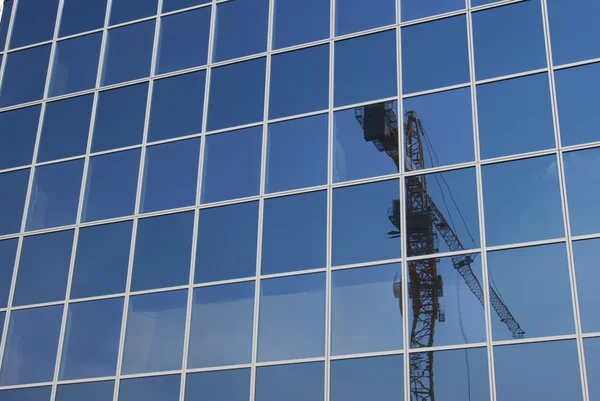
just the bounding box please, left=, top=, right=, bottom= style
left=0, top=0, right=598, bottom=400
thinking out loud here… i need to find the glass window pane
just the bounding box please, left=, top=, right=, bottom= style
left=472, top=1, right=546, bottom=80
left=494, top=340, right=582, bottom=401
left=0, top=239, right=17, bottom=308
left=207, top=58, right=266, bottom=131
left=60, top=0, right=107, bottom=37
left=332, top=179, right=401, bottom=266
left=482, top=156, right=564, bottom=246
left=213, top=0, right=268, bottom=62
left=157, top=8, right=210, bottom=74
left=39, top=95, right=93, bottom=162
left=56, top=381, right=115, bottom=401
left=59, top=298, right=123, bottom=380
left=92, top=83, right=148, bottom=152
left=0, top=387, right=51, bottom=401
left=83, top=149, right=140, bottom=222
left=71, top=221, right=132, bottom=299
left=0, top=0, right=13, bottom=50
left=258, top=273, right=325, bottom=362
left=335, top=30, right=397, bottom=107
left=336, top=0, right=394, bottom=36
left=262, top=191, right=327, bottom=275
left=0, top=45, right=51, bottom=107
left=402, top=16, right=469, bottom=94
left=572, top=239, right=600, bottom=333
left=110, top=0, right=158, bottom=25
left=101, top=20, right=155, bottom=86
left=163, top=0, right=210, bottom=13
left=585, top=338, right=600, bottom=401
left=334, top=101, right=399, bottom=182
left=0, top=305, right=63, bottom=385
left=201, top=127, right=262, bottom=203
left=122, top=290, right=187, bottom=374
left=50, top=33, right=101, bottom=97
left=0, top=105, right=40, bottom=169
left=273, top=0, right=329, bottom=49
left=564, top=149, right=600, bottom=236
left=10, top=0, right=59, bottom=48
left=195, top=201, right=258, bottom=283
left=132, top=212, right=194, bottom=291
left=188, top=282, right=254, bottom=368
left=185, top=369, right=250, bottom=401
left=140, top=138, right=200, bottom=213
left=255, top=362, right=324, bottom=401
left=0, top=169, right=30, bottom=236
left=401, top=0, right=464, bottom=21
left=266, top=114, right=328, bottom=193
left=119, top=375, right=180, bottom=401
left=269, top=45, right=329, bottom=119
left=332, top=263, right=403, bottom=355
left=26, top=159, right=84, bottom=231
left=148, top=71, right=205, bottom=142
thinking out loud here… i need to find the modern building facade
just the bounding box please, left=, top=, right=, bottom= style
left=0, top=0, right=598, bottom=400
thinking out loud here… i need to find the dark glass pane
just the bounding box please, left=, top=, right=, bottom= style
left=401, top=0, right=464, bottom=21
left=140, top=138, right=200, bottom=213
left=122, top=290, right=187, bottom=374
left=269, top=45, right=329, bottom=119
left=157, top=8, right=210, bottom=74
left=195, top=201, right=258, bottom=283
left=255, top=362, right=324, bottom=401
left=50, top=33, right=101, bottom=96
left=402, top=16, right=469, bottom=94
left=207, top=58, right=266, bottom=131
left=163, top=0, right=210, bottom=13
left=148, top=71, right=205, bottom=142
left=56, top=381, right=115, bottom=401
left=0, top=105, right=40, bottom=169
left=10, top=0, right=59, bottom=48
left=14, top=230, right=73, bottom=306
left=132, top=211, right=194, bottom=291
left=83, top=149, right=140, bottom=222
left=185, top=369, right=250, bottom=401
left=38, top=95, right=93, bottom=162
left=0, top=387, right=51, bottom=401
left=0, top=169, right=30, bottom=235
left=0, top=305, right=63, bottom=385
left=188, top=282, right=254, bottom=368
left=332, top=179, right=401, bottom=266
left=336, top=0, right=394, bottom=36
left=0, top=239, right=17, bottom=308
left=564, top=149, right=600, bottom=236
left=585, top=338, right=600, bottom=401
left=335, top=30, right=397, bottom=107
left=261, top=191, right=327, bottom=275
left=110, top=0, right=158, bottom=25
left=201, top=127, right=262, bottom=203
left=92, top=83, right=148, bottom=152
left=0, top=0, right=13, bottom=49
left=60, top=0, right=107, bottom=37
left=482, top=156, right=564, bottom=246
left=0, top=45, right=51, bottom=107
left=71, top=221, right=132, bottom=298
left=266, top=114, right=328, bottom=193
left=258, top=273, right=325, bottom=362
left=59, top=298, right=123, bottom=379
left=119, top=375, right=180, bottom=401
left=572, top=239, right=600, bottom=333
left=272, top=0, right=329, bottom=49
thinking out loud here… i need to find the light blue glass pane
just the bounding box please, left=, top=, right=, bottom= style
left=258, top=273, right=326, bottom=362
left=266, top=114, right=328, bottom=193
left=60, top=298, right=123, bottom=380
left=564, top=149, right=600, bottom=236
left=0, top=305, right=63, bottom=385
left=10, top=0, right=59, bottom=48
left=110, top=0, right=158, bottom=25
left=573, top=239, right=600, bottom=333
left=195, top=201, right=258, bottom=283
left=272, top=0, right=329, bottom=49
left=132, top=212, right=194, bottom=291
left=256, top=362, right=324, bottom=401
left=140, top=138, right=200, bottom=213
left=261, top=191, right=327, bottom=275
left=0, top=169, right=30, bottom=236
left=586, top=338, right=600, bottom=401
left=188, top=282, right=254, bottom=368
left=60, top=0, right=107, bottom=37
left=336, top=0, right=395, bottom=36
left=163, top=0, right=210, bottom=13
left=56, top=381, right=115, bottom=401
left=0, top=387, right=52, bottom=401
left=0, top=105, right=40, bottom=169
left=0, top=0, right=13, bottom=49
left=201, top=127, right=262, bottom=203
left=148, top=71, right=205, bottom=142
left=50, top=33, right=101, bottom=97
left=0, top=239, right=17, bottom=308
left=0, top=45, right=51, bottom=107
left=26, top=159, right=84, bottom=231
left=157, top=8, right=210, bottom=74
left=14, top=230, right=73, bottom=306
left=71, top=221, right=131, bottom=299
left=185, top=369, right=250, bottom=401
left=39, top=95, right=93, bottom=162
left=119, top=375, right=180, bottom=401
left=401, top=0, right=464, bottom=21
left=335, top=30, right=397, bottom=107
left=122, top=290, right=187, bottom=374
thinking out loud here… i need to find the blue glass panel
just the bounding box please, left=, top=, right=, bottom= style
left=269, top=45, right=329, bottom=119
left=272, top=0, right=329, bottom=49
left=0, top=239, right=17, bottom=308
left=266, top=114, right=328, bottom=193
left=256, top=362, right=324, bottom=401
left=132, top=212, right=194, bottom=291
left=213, top=0, right=268, bottom=62
left=585, top=338, right=600, bottom=401
left=71, top=221, right=132, bottom=299
left=258, top=273, right=325, bottom=362
left=0, top=305, right=63, bottom=385
left=0, top=0, right=13, bottom=49
left=122, top=290, right=187, bottom=374
left=10, top=0, right=59, bottom=48
left=573, top=238, right=600, bottom=333
left=261, top=191, right=327, bottom=275
left=335, top=30, right=397, bottom=107
left=402, top=16, right=469, bottom=94
left=157, top=8, right=210, bottom=74
left=163, top=0, right=210, bottom=13
left=195, top=201, right=258, bottom=283
left=14, top=230, right=73, bottom=306
left=59, top=298, right=123, bottom=380
left=0, top=169, right=29, bottom=236
left=0, top=45, right=51, bottom=107
left=0, top=105, right=40, bottom=169
left=39, top=95, right=93, bottom=162
left=50, top=33, right=101, bottom=96
left=336, top=0, right=394, bottom=36
left=207, top=58, right=266, bottom=131
left=401, top=0, right=464, bottom=21
left=148, top=71, right=205, bottom=142
left=0, top=387, right=51, bottom=401
left=26, top=159, right=84, bottom=231
left=119, top=375, right=180, bottom=401
left=201, top=127, right=262, bottom=203
left=56, top=381, right=115, bottom=401
left=60, top=0, right=107, bottom=37
left=188, top=282, right=254, bottom=368
left=185, top=369, right=250, bottom=401
left=140, top=138, right=200, bottom=213
left=564, top=149, right=600, bottom=236
left=110, top=0, right=158, bottom=25
left=92, top=83, right=148, bottom=152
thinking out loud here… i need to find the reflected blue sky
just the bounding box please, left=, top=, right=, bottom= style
left=272, top=0, right=329, bottom=50
left=185, top=369, right=250, bottom=401
left=585, top=338, right=600, bottom=401
left=0, top=105, right=39, bottom=170
left=0, top=239, right=17, bottom=308
left=572, top=239, right=600, bottom=334
left=56, top=381, right=114, bottom=401
left=119, top=374, right=180, bottom=401
left=401, top=0, right=464, bottom=21
left=0, top=386, right=51, bottom=401
left=336, top=0, right=394, bottom=36
left=0, top=0, right=12, bottom=49
left=110, top=0, right=157, bottom=25
left=0, top=45, right=50, bottom=108
left=50, top=33, right=101, bottom=97
left=10, top=0, right=58, bottom=49
left=256, top=362, right=324, bottom=401
left=564, top=148, right=600, bottom=236
left=0, top=168, right=29, bottom=236
left=163, top=0, right=209, bottom=13
left=60, top=0, right=107, bottom=37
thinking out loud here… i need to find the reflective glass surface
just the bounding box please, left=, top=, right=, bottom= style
left=0, top=105, right=40, bottom=169
left=0, top=45, right=51, bottom=107
left=163, top=0, right=210, bottom=13
left=0, top=0, right=13, bottom=49
left=255, top=362, right=324, bottom=401
left=572, top=238, right=600, bottom=333
left=335, top=0, right=394, bottom=36
left=0, top=387, right=51, bottom=401
left=185, top=369, right=250, bottom=401
left=586, top=338, right=600, bottom=401
left=401, top=0, right=464, bottom=21
left=272, top=0, right=329, bottom=49
left=0, top=169, right=30, bottom=235
left=564, top=148, right=600, bottom=236
left=60, top=0, right=107, bottom=37
left=0, top=239, right=17, bottom=308
left=10, top=0, right=59, bottom=48
left=56, top=381, right=115, bottom=401
left=110, top=0, right=158, bottom=25
left=118, top=374, right=180, bottom=401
